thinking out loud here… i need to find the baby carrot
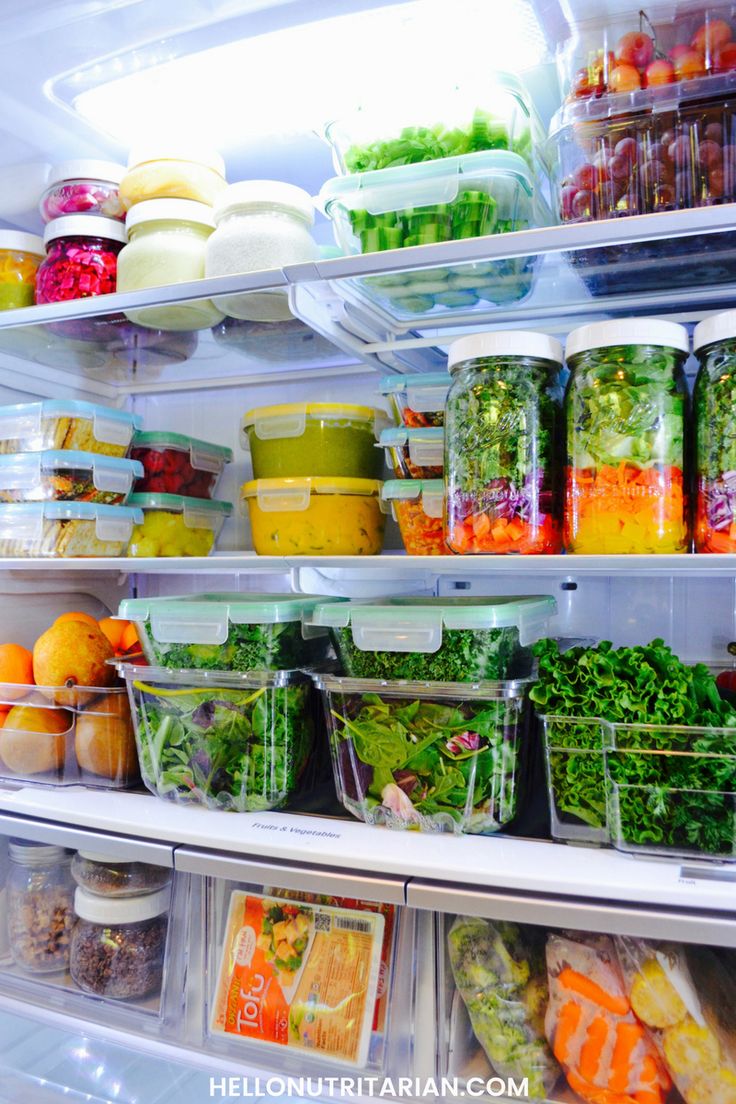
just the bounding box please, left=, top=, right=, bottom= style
left=558, top=967, right=632, bottom=1016
left=579, top=1015, right=611, bottom=1083
left=609, top=1022, right=645, bottom=1093
left=553, top=999, right=583, bottom=1064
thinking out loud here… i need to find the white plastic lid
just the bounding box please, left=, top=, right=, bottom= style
left=566, top=319, right=690, bottom=360
left=126, top=144, right=226, bottom=178
left=9, top=840, right=69, bottom=865
left=214, top=181, right=314, bottom=224
left=74, top=885, right=169, bottom=924
left=0, top=231, right=44, bottom=257
left=46, top=160, right=126, bottom=188
left=77, top=851, right=136, bottom=864
left=43, top=215, right=127, bottom=247
left=693, top=310, right=736, bottom=353
left=126, top=198, right=215, bottom=231
left=448, top=331, right=564, bottom=370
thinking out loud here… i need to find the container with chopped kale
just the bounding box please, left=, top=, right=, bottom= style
left=117, top=592, right=345, bottom=672
left=308, top=596, right=556, bottom=682
left=121, top=664, right=315, bottom=812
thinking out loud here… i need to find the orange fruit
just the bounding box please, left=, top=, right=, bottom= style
left=54, top=611, right=99, bottom=629
left=99, top=617, right=127, bottom=651
left=0, top=643, right=34, bottom=701
left=121, top=622, right=141, bottom=653
left=0, top=704, right=70, bottom=774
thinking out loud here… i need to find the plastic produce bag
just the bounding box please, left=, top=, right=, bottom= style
left=447, top=916, right=560, bottom=1100
left=617, top=937, right=736, bottom=1104
left=545, top=932, right=671, bottom=1104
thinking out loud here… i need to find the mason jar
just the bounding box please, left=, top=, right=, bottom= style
left=564, top=319, right=689, bottom=554
left=445, top=331, right=565, bottom=554
left=6, top=839, right=74, bottom=973
left=693, top=309, right=736, bottom=553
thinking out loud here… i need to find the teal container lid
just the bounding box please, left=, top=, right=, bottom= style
left=381, top=479, right=444, bottom=518
left=131, top=430, right=233, bottom=464
left=127, top=493, right=233, bottom=515
left=379, top=373, right=451, bottom=395
left=118, top=592, right=347, bottom=642
left=0, top=501, right=143, bottom=522
left=309, top=595, right=556, bottom=652
left=379, top=427, right=444, bottom=446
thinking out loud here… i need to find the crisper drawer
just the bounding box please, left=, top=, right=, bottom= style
left=177, top=848, right=428, bottom=1080
left=411, top=881, right=736, bottom=1104
left=0, top=812, right=188, bottom=1041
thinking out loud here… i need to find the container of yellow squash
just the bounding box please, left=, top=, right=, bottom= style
left=127, top=492, right=232, bottom=557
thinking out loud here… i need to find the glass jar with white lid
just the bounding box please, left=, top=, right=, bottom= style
left=205, top=180, right=318, bottom=322
left=116, top=198, right=223, bottom=332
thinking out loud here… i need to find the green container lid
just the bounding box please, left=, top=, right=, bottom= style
left=379, top=374, right=451, bottom=412
left=381, top=479, right=443, bottom=518
left=127, top=493, right=232, bottom=515
left=132, top=430, right=233, bottom=465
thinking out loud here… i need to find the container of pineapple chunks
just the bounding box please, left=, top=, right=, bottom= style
left=126, top=493, right=232, bottom=557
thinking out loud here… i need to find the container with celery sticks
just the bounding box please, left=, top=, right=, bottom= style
left=564, top=319, right=689, bottom=554
left=694, top=309, right=736, bottom=553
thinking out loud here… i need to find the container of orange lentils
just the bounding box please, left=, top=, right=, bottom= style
left=0, top=232, right=44, bottom=310
left=381, top=479, right=449, bottom=555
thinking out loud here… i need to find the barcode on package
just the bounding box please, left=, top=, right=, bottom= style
left=314, top=912, right=331, bottom=932
left=335, top=917, right=374, bottom=934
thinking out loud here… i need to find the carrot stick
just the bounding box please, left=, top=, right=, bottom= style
left=558, top=967, right=631, bottom=1016
left=579, top=1015, right=611, bottom=1083
left=553, top=999, right=583, bottom=1064
left=565, top=1070, right=638, bottom=1104
left=609, top=1022, right=645, bottom=1093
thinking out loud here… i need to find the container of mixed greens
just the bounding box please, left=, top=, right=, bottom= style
left=319, top=151, right=545, bottom=320
left=122, top=663, right=315, bottom=812
left=315, top=673, right=529, bottom=834
left=309, top=596, right=556, bottom=682
left=117, top=592, right=344, bottom=672
left=532, top=637, right=736, bottom=850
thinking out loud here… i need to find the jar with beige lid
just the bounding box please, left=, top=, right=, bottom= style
left=119, top=146, right=226, bottom=209
left=116, top=199, right=223, bottom=331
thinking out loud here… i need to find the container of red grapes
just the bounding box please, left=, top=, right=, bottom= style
left=130, top=431, right=232, bottom=499
left=549, top=5, right=736, bottom=293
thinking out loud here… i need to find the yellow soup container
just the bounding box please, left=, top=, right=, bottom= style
left=242, top=477, right=385, bottom=555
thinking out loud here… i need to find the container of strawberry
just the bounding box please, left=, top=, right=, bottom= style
left=130, top=431, right=233, bottom=499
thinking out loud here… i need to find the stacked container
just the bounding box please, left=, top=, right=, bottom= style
left=117, top=592, right=346, bottom=812
left=241, top=402, right=388, bottom=555
left=309, top=594, right=557, bottom=835
left=320, top=74, right=553, bottom=321
left=0, top=400, right=143, bottom=557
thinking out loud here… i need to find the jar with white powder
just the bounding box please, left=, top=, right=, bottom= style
left=205, top=181, right=318, bottom=322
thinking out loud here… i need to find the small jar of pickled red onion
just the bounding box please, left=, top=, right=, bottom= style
left=40, top=160, right=126, bottom=222
left=35, top=216, right=127, bottom=304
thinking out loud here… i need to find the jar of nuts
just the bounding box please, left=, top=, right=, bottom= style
left=7, top=840, right=74, bottom=973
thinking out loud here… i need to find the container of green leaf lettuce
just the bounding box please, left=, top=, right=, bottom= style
left=308, top=596, right=556, bottom=682
left=121, top=664, right=315, bottom=812
left=117, top=593, right=345, bottom=672
left=315, top=673, right=530, bottom=834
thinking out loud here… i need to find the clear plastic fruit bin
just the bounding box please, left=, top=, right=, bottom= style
left=381, top=479, right=449, bottom=555
left=320, top=150, right=545, bottom=319
left=540, top=714, right=612, bottom=846
left=122, top=664, right=316, bottom=812
left=378, top=426, right=444, bottom=480
left=0, top=502, right=142, bottom=558
left=308, top=595, right=557, bottom=682
left=130, top=431, right=233, bottom=499
left=0, top=451, right=143, bottom=505
left=605, top=723, right=736, bottom=862
left=0, top=400, right=141, bottom=457
left=117, top=591, right=343, bottom=672
left=379, top=373, right=450, bottom=428
left=325, top=72, right=546, bottom=176
left=126, top=493, right=232, bottom=557
left=315, top=673, right=529, bottom=834
left=0, top=682, right=139, bottom=788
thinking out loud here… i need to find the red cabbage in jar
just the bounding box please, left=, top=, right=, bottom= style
left=35, top=215, right=127, bottom=305
left=40, top=160, right=126, bottom=222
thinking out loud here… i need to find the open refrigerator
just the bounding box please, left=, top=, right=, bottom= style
left=0, top=1, right=735, bottom=1102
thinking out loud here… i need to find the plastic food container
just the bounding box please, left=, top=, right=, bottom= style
left=693, top=310, right=736, bottom=552
left=0, top=683, right=138, bottom=787
left=0, top=451, right=142, bottom=505
left=0, top=502, right=142, bottom=558
left=320, top=151, right=542, bottom=318
left=116, top=199, right=223, bottom=332
left=7, top=841, right=74, bottom=973
left=445, top=331, right=565, bottom=555
left=0, top=231, right=44, bottom=310
left=382, top=479, right=448, bottom=555
left=242, top=477, right=385, bottom=556
left=325, top=73, right=545, bottom=175
left=40, top=160, right=125, bottom=222
left=70, top=885, right=169, bottom=1000
left=35, top=216, right=126, bottom=303
left=117, top=591, right=343, bottom=672
left=122, top=663, right=315, bottom=812
left=120, top=145, right=227, bottom=209
left=379, top=373, right=450, bottom=428
left=242, top=402, right=388, bottom=480
left=0, top=400, right=141, bottom=457
left=130, top=431, right=232, bottom=498
left=206, top=181, right=319, bottom=322
left=309, top=595, right=557, bottom=681
left=315, top=673, right=529, bottom=835
left=540, top=714, right=612, bottom=846
left=564, top=319, right=690, bottom=554
left=378, top=426, right=444, bottom=479
left=126, top=493, right=232, bottom=557
left=71, top=853, right=171, bottom=898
